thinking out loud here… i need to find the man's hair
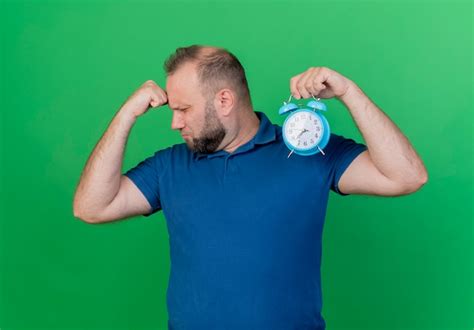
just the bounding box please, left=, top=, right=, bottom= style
left=163, top=45, right=252, bottom=108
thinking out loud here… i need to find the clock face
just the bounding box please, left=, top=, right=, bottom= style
left=283, top=110, right=324, bottom=150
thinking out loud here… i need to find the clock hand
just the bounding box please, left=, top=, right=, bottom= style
left=296, top=128, right=310, bottom=139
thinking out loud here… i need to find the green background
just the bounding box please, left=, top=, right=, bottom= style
left=1, top=0, right=472, bottom=329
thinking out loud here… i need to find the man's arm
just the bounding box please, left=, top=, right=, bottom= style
left=73, top=109, right=144, bottom=223
left=73, top=80, right=168, bottom=223
left=337, top=82, right=428, bottom=195
left=290, top=67, right=428, bottom=196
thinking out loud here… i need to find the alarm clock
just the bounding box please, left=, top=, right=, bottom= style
left=279, top=94, right=330, bottom=158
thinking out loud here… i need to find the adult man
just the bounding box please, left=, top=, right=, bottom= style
left=73, top=45, right=428, bottom=329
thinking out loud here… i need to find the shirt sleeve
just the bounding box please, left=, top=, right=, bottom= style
left=324, top=133, right=368, bottom=196
left=123, top=148, right=169, bottom=217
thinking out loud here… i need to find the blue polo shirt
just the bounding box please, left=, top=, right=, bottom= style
left=124, top=111, right=367, bottom=329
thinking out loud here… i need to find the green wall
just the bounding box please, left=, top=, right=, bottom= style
left=1, top=0, right=472, bottom=329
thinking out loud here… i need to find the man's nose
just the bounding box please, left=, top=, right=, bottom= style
left=171, top=111, right=185, bottom=130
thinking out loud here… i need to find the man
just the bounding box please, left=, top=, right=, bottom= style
left=73, top=45, right=428, bottom=329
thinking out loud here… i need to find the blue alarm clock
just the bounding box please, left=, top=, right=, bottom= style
left=279, top=94, right=330, bottom=158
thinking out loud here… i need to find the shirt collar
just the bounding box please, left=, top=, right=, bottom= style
left=194, top=111, right=277, bottom=160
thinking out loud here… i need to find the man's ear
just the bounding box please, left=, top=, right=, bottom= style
left=214, top=88, right=235, bottom=116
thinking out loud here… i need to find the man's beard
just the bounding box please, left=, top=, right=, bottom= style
left=186, top=100, right=226, bottom=154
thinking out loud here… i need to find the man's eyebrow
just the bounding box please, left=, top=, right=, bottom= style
left=168, top=104, right=190, bottom=110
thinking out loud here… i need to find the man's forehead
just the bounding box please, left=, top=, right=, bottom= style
left=166, top=63, right=205, bottom=108
left=166, top=89, right=195, bottom=110
left=166, top=78, right=192, bottom=109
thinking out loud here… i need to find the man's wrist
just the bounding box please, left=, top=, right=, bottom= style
left=338, top=80, right=363, bottom=105
left=117, top=107, right=138, bottom=124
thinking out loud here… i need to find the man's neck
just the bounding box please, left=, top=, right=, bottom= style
left=222, top=111, right=260, bottom=154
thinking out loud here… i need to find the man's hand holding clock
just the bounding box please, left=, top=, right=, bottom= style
left=289, top=66, right=354, bottom=100
left=280, top=66, right=353, bottom=157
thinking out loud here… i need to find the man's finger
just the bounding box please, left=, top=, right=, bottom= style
left=296, top=69, right=315, bottom=99
left=290, top=73, right=304, bottom=99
